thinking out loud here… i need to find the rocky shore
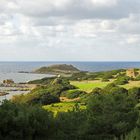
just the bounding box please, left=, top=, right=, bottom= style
left=0, top=92, right=9, bottom=96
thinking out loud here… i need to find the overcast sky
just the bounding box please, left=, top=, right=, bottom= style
left=0, top=0, right=140, bottom=61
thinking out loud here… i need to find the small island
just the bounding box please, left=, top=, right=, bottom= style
left=33, top=64, right=80, bottom=75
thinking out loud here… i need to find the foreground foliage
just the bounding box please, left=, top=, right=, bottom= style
left=2, top=90, right=140, bottom=140
left=7, top=75, right=140, bottom=139
left=0, top=101, right=53, bottom=140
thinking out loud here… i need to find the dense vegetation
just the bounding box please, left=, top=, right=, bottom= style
left=2, top=68, right=140, bottom=139
left=61, top=89, right=86, bottom=99
left=13, top=78, right=76, bottom=105
left=113, top=76, right=130, bottom=85
left=0, top=101, right=53, bottom=140
left=1, top=90, right=140, bottom=140
left=67, top=69, right=125, bottom=81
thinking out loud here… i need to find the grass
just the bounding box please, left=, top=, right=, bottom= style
left=43, top=102, right=86, bottom=115
left=121, top=81, right=140, bottom=89
left=71, top=80, right=140, bottom=92
left=71, top=80, right=110, bottom=92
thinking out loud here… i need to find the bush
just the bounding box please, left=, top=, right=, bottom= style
left=69, top=72, right=88, bottom=81
left=13, top=78, right=76, bottom=104
left=103, top=83, right=128, bottom=95
left=0, top=100, right=54, bottom=139
left=29, top=93, right=60, bottom=105
left=12, top=87, right=60, bottom=105
left=103, top=83, right=118, bottom=93
left=135, top=75, right=140, bottom=81
left=128, top=87, right=140, bottom=99
left=28, top=77, right=55, bottom=85
left=109, top=87, right=128, bottom=95
left=91, top=88, right=103, bottom=95
left=86, top=93, right=138, bottom=139
left=114, top=76, right=130, bottom=85
left=61, top=89, right=86, bottom=99
left=102, top=73, right=113, bottom=80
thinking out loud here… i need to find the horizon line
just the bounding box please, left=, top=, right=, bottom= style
left=0, top=61, right=140, bottom=63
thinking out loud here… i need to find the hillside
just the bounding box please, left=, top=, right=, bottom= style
left=33, top=64, right=80, bottom=75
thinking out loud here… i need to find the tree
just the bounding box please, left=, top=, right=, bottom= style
left=85, top=93, right=138, bottom=139
left=103, top=83, right=128, bottom=95
left=128, top=87, right=140, bottom=99
left=61, top=89, right=86, bottom=99
left=114, top=76, right=130, bottom=85
left=91, top=88, right=103, bottom=95
left=54, top=106, right=87, bottom=140
left=0, top=100, right=54, bottom=139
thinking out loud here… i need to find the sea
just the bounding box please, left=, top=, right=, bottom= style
left=1, top=61, right=140, bottom=83
left=1, top=61, right=140, bottom=101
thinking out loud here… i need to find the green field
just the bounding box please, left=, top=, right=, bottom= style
left=43, top=102, right=86, bottom=115
left=71, top=80, right=110, bottom=92
left=71, top=80, right=140, bottom=92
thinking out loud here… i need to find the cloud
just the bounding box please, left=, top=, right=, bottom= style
left=0, top=0, right=140, bottom=61
left=117, top=14, right=140, bottom=35
left=5, top=0, right=138, bottom=20
left=90, top=0, right=117, bottom=7
left=126, top=35, right=140, bottom=44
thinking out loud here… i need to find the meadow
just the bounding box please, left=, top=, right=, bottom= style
left=71, top=80, right=140, bottom=92
left=71, top=80, right=110, bottom=92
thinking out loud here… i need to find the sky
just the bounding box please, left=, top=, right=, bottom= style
left=0, top=0, right=140, bottom=61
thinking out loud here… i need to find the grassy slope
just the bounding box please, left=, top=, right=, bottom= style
left=71, top=80, right=140, bottom=92
left=43, top=102, right=86, bottom=115
left=71, top=80, right=110, bottom=92
left=121, top=81, right=140, bottom=89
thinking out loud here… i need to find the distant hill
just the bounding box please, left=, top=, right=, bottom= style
left=33, top=64, right=80, bottom=75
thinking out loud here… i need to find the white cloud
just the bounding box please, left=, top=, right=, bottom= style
left=126, top=35, right=140, bottom=44
left=90, top=0, right=117, bottom=7
left=0, top=0, right=140, bottom=61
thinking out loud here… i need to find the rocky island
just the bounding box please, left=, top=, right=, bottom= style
left=33, top=64, right=80, bottom=75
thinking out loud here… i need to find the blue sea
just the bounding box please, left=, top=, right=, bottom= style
left=0, top=61, right=140, bottom=101
left=0, top=61, right=140, bottom=83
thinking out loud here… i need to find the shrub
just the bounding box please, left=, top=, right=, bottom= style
left=0, top=100, right=54, bottom=139
left=12, top=87, right=60, bottom=105
left=135, top=75, right=140, bottom=81
left=86, top=93, right=138, bottom=139
left=103, top=83, right=128, bottom=95
left=69, top=72, right=88, bottom=81
left=91, top=88, right=103, bottom=95
left=29, top=93, right=60, bottom=105
left=128, top=87, right=140, bottom=99
left=102, top=73, right=113, bottom=79
left=61, top=89, right=86, bottom=99
left=114, top=76, right=130, bottom=85
left=13, top=78, right=76, bottom=104
left=28, top=77, right=55, bottom=85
